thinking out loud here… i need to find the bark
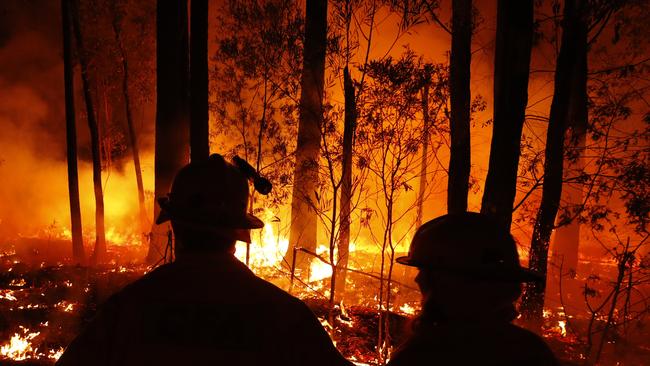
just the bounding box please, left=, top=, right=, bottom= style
left=480, top=0, right=534, bottom=229
left=415, top=82, right=430, bottom=228
left=286, top=0, right=327, bottom=271
left=190, top=0, right=210, bottom=162
left=62, top=0, right=84, bottom=264
left=147, top=0, right=190, bottom=263
left=70, top=0, right=105, bottom=264
left=447, top=0, right=472, bottom=214
left=110, top=13, right=148, bottom=236
left=520, top=0, right=587, bottom=324
left=335, top=66, right=356, bottom=302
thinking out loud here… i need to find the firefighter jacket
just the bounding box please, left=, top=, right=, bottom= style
left=387, top=320, right=560, bottom=366
left=56, top=251, right=352, bottom=366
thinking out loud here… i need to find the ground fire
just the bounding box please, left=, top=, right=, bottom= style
left=1, top=0, right=649, bottom=365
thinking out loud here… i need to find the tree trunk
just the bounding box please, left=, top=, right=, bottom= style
left=447, top=0, right=472, bottom=214
left=111, top=6, right=148, bottom=237
left=286, top=0, right=327, bottom=272
left=552, top=18, right=588, bottom=277
left=416, top=82, right=430, bottom=228
left=520, top=0, right=587, bottom=324
left=71, top=0, right=105, bottom=264
left=480, top=0, right=534, bottom=229
left=190, top=0, right=210, bottom=162
left=62, top=0, right=84, bottom=264
left=335, top=66, right=356, bottom=302
left=147, top=0, right=190, bottom=263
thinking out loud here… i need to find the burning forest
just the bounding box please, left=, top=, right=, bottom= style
left=0, top=0, right=649, bottom=365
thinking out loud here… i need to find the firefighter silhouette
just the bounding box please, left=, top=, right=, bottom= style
left=388, top=212, right=559, bottom=366
left=57, top=154, right=352, bottom=366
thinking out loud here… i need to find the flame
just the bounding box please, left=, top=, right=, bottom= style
left=234, top=210, right=289, bottom=268
left=0, top=327, right=40, bottom=361
left=55, top=301, right=75, bottom=312
left=105, top=226, right=143, bottom=246
left=557, top=320, right=567, bottom=337
left=399, top=302, right=417, bottom=315
left=309, top=245, right=333, bottom=282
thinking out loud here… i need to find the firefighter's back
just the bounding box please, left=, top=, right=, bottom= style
left=389, top=321, right=558, bottom=366
left=57, top=252, right=350, bottom=366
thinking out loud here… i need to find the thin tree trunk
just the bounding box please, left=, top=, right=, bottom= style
left=190, top=0, right=210, bottom=162
left=416, top=83, right=430, bottom=228
left=592, top=240, right=630, bottom=363
left=378, top=197, right=394, bottom=364
left=335, top=66, right=356, bottom=302
left=287, top=0, right=327, bottom=272
left=148, top=0, right=190, bottom=263
left=62, top=0, right=84, bottom=264
left=101, top=87, right=111, bottom=172
left=111, top=7, right=148, bottom=236
left=328, top=185, right=338, bottom=318
left=521, top=0, right=587, bottom=324
left=480, top=0, right=534, bottom=229
left=447, top=0, right=472, bottom=214
left=71, top=0, right=105, bottom=264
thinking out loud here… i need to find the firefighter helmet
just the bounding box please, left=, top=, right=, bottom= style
left=396, top=212, right=541, bottom=282
left=156, top=154, right=264, bottom=242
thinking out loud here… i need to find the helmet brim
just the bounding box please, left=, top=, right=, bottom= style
left=155, top=197, right=265, bottom=229
left=395, top=255, right=419, bottom=267
left=395, top=255, right=544, bottom=283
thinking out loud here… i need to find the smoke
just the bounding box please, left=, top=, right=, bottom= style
left=0, top=1, right=154, bottom=243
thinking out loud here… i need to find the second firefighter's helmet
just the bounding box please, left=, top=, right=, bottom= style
left=397, top=212, right=541, bottom=282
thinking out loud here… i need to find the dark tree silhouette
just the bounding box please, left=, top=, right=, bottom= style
left=330, top=0, right=379, bottom=304
left=287, top=0, right=328, bottom=270
left=110, top=1, right=148, bottom=236
left=481, top=0, right=534, bottom=229
left=551, top=2, right=589, bottom=277
left=415, top=79, right=430, bottom=228
left=190, top=0, right=209, bottom=162
left=335, top=65, right=355, bottom=302
left=147, top=0, right=190, bottom=262
left=447, top=0, right=472, bottom=214
left=62, top=0, right=84, bottom=264
left=521, top=0, right=588, bottom=325
left=70, top=0, right=105, bottom=263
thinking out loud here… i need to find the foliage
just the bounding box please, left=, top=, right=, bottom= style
left=211, top=0, right=304, bottom=208
left=75, top=0, right=155, bottom=165
left=357, top=50, right=448, bottom=363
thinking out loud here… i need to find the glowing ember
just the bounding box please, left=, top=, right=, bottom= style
left=48, top=347, right=64, bottom=360
left=9, top=278, right=26, bottom=287
left=0, top=289, right=17, bottom=301
left=0, top=327, right=40, bottom=361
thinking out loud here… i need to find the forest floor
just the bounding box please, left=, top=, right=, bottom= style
left=0, top=245, right=648, bottom=365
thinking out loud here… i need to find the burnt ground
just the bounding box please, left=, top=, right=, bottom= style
left=0, top=250, right=649, bottom=365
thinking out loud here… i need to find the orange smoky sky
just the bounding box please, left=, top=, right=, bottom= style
left=0, top=0, right=646, bottom=261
